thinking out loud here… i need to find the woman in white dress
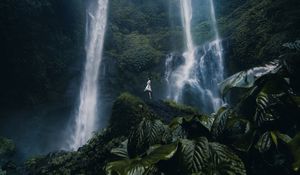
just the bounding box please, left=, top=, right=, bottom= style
left=144, top=78, right=152, bottom=99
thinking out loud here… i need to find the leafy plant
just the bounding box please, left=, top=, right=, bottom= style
left=176, top=138, right=246, bottom=175
left=217, top=58, right=300, bottom=174
left=211, top=107, right=231, bottom=139
left=106, top=116, right=246, bottom=175
left=219, top=60, right=281, bottom=96
left=106, top=143, right=178, bottom=175
left=0, top=137, right=15, bottom=159
left=127, top=118, right=166, bottom=157
left=289, top=133, right=300, bottom=172
left=283, top=40, right=300, bottom=51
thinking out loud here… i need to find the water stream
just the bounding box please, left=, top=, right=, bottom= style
left=69, top=0, right=109, bottom=150
left=165, top=0, right=225, bottom=113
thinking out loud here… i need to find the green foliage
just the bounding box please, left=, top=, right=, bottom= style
left=106, top=143, right=178, bottom=175
left=254, top=92, right=281, bottom=127
left=163, top=100, right=199, bottom=115
left=219, top=0, right=300, bottom=70
left=127, top=119, right=166, bottom=157
left=0, top=137, right=15, bottom=158
left=104, top=0, right=174, bottom=95
left=211, top=107, right=231, bottom=139
left=217, top=57, right=300, bottom=174
left=25, top=129, right=127, bottom=175
left=289, top=133, right=300, bottom=172
left=168, top=115, right=213, bottom=141
left=176, top=138, right=209, bottom=173
left=219, top=61, right=281, bottom=96
left=109, top=92, right=154, bottom=137
left=106, top=114, right=246, bottom=175
left=255, top=131, right=273, bottom=153
left=226, top=118, right=256, bottom=152
left=283, top=40, right=300, bottom=51
left=111, top=140, right=129, bottom=159
left=118, top=33, right=163, bottom=72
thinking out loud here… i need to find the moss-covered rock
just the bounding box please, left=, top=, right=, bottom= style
left=146, top=100, right=199, bottom=123
left=109, top=92, right=155, bottom=137
left=25, top=130, right=126, bottom=175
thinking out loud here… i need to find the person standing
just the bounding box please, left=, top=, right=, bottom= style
left=144, top=78, right=152, bottom=99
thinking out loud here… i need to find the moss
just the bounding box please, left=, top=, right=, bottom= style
left=163, top=100, right=198, bottom=115
left=109, top=93, right=154, bottom=137
left=25, top=130, right=126, bottom=175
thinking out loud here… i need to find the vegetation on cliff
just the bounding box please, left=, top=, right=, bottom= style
left=25, top=50, right=300, bottom=174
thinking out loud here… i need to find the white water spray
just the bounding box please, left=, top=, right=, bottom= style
left=171, top=0, right=196, bottom=101
left=165, top=0, right=225, bottom=113
left=69, top=0, right=108, bottom=150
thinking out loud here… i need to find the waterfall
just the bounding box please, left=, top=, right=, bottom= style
left=165, top=0, right=225, bottom=113
left=171, top=0, right=196, bottom=102
left=209, top=0, right=224, bottom=82
left=69, top=0, right=108, bottom=150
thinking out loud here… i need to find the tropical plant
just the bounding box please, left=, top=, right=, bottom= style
left=106, top=115, right=246, bottom=175
left=289, top=133, right=300, bottom=172
left=217, top=57, right=300, bottom=174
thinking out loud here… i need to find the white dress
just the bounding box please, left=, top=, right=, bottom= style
left=144, top=80, right=152, bottom=92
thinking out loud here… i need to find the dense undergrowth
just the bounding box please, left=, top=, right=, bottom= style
left=8, top=49, right=297, bottom=175
left=0, top=0, right=299, bottom=174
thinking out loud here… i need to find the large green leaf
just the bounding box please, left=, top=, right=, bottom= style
left=177, top=138, right=209, bottom=173
left=111, top=140, right=129, bottom=159
left=282, top=40, right=300, bottom=51
left=291, top=96, right=300, bottom=108
left=255, top=131, right=272, bottom=153
left=127, top=119, right=166, bottom=157
left=181, top=116, right=211, bottom=138
left=177, top=138, right=246, bottom=175
left=106, top=143, right=178, bottom=175
left=204, top=142, right=247, bottom=175
left=225, top=118, right=256, bottom=152
left=168, top=115, right=212, bottom=140
left=170, top=125, right=188, bottom=142
left=276, top=132, right=292, bottom=144
left=256, top=131, right=292, bottom=153
left=289, top=133, right=300, bottom=172
left=254, top=92, right=282, bottom=127
left=211, top=107, right=231, bottom=139
left=219, top=61, right=281, bottom=96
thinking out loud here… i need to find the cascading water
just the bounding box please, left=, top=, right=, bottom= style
left=69, top=0, right=108, bottom=150
left=165, top=0, right=225, bottom=113
left=167, top=0, right=196, bottom=102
